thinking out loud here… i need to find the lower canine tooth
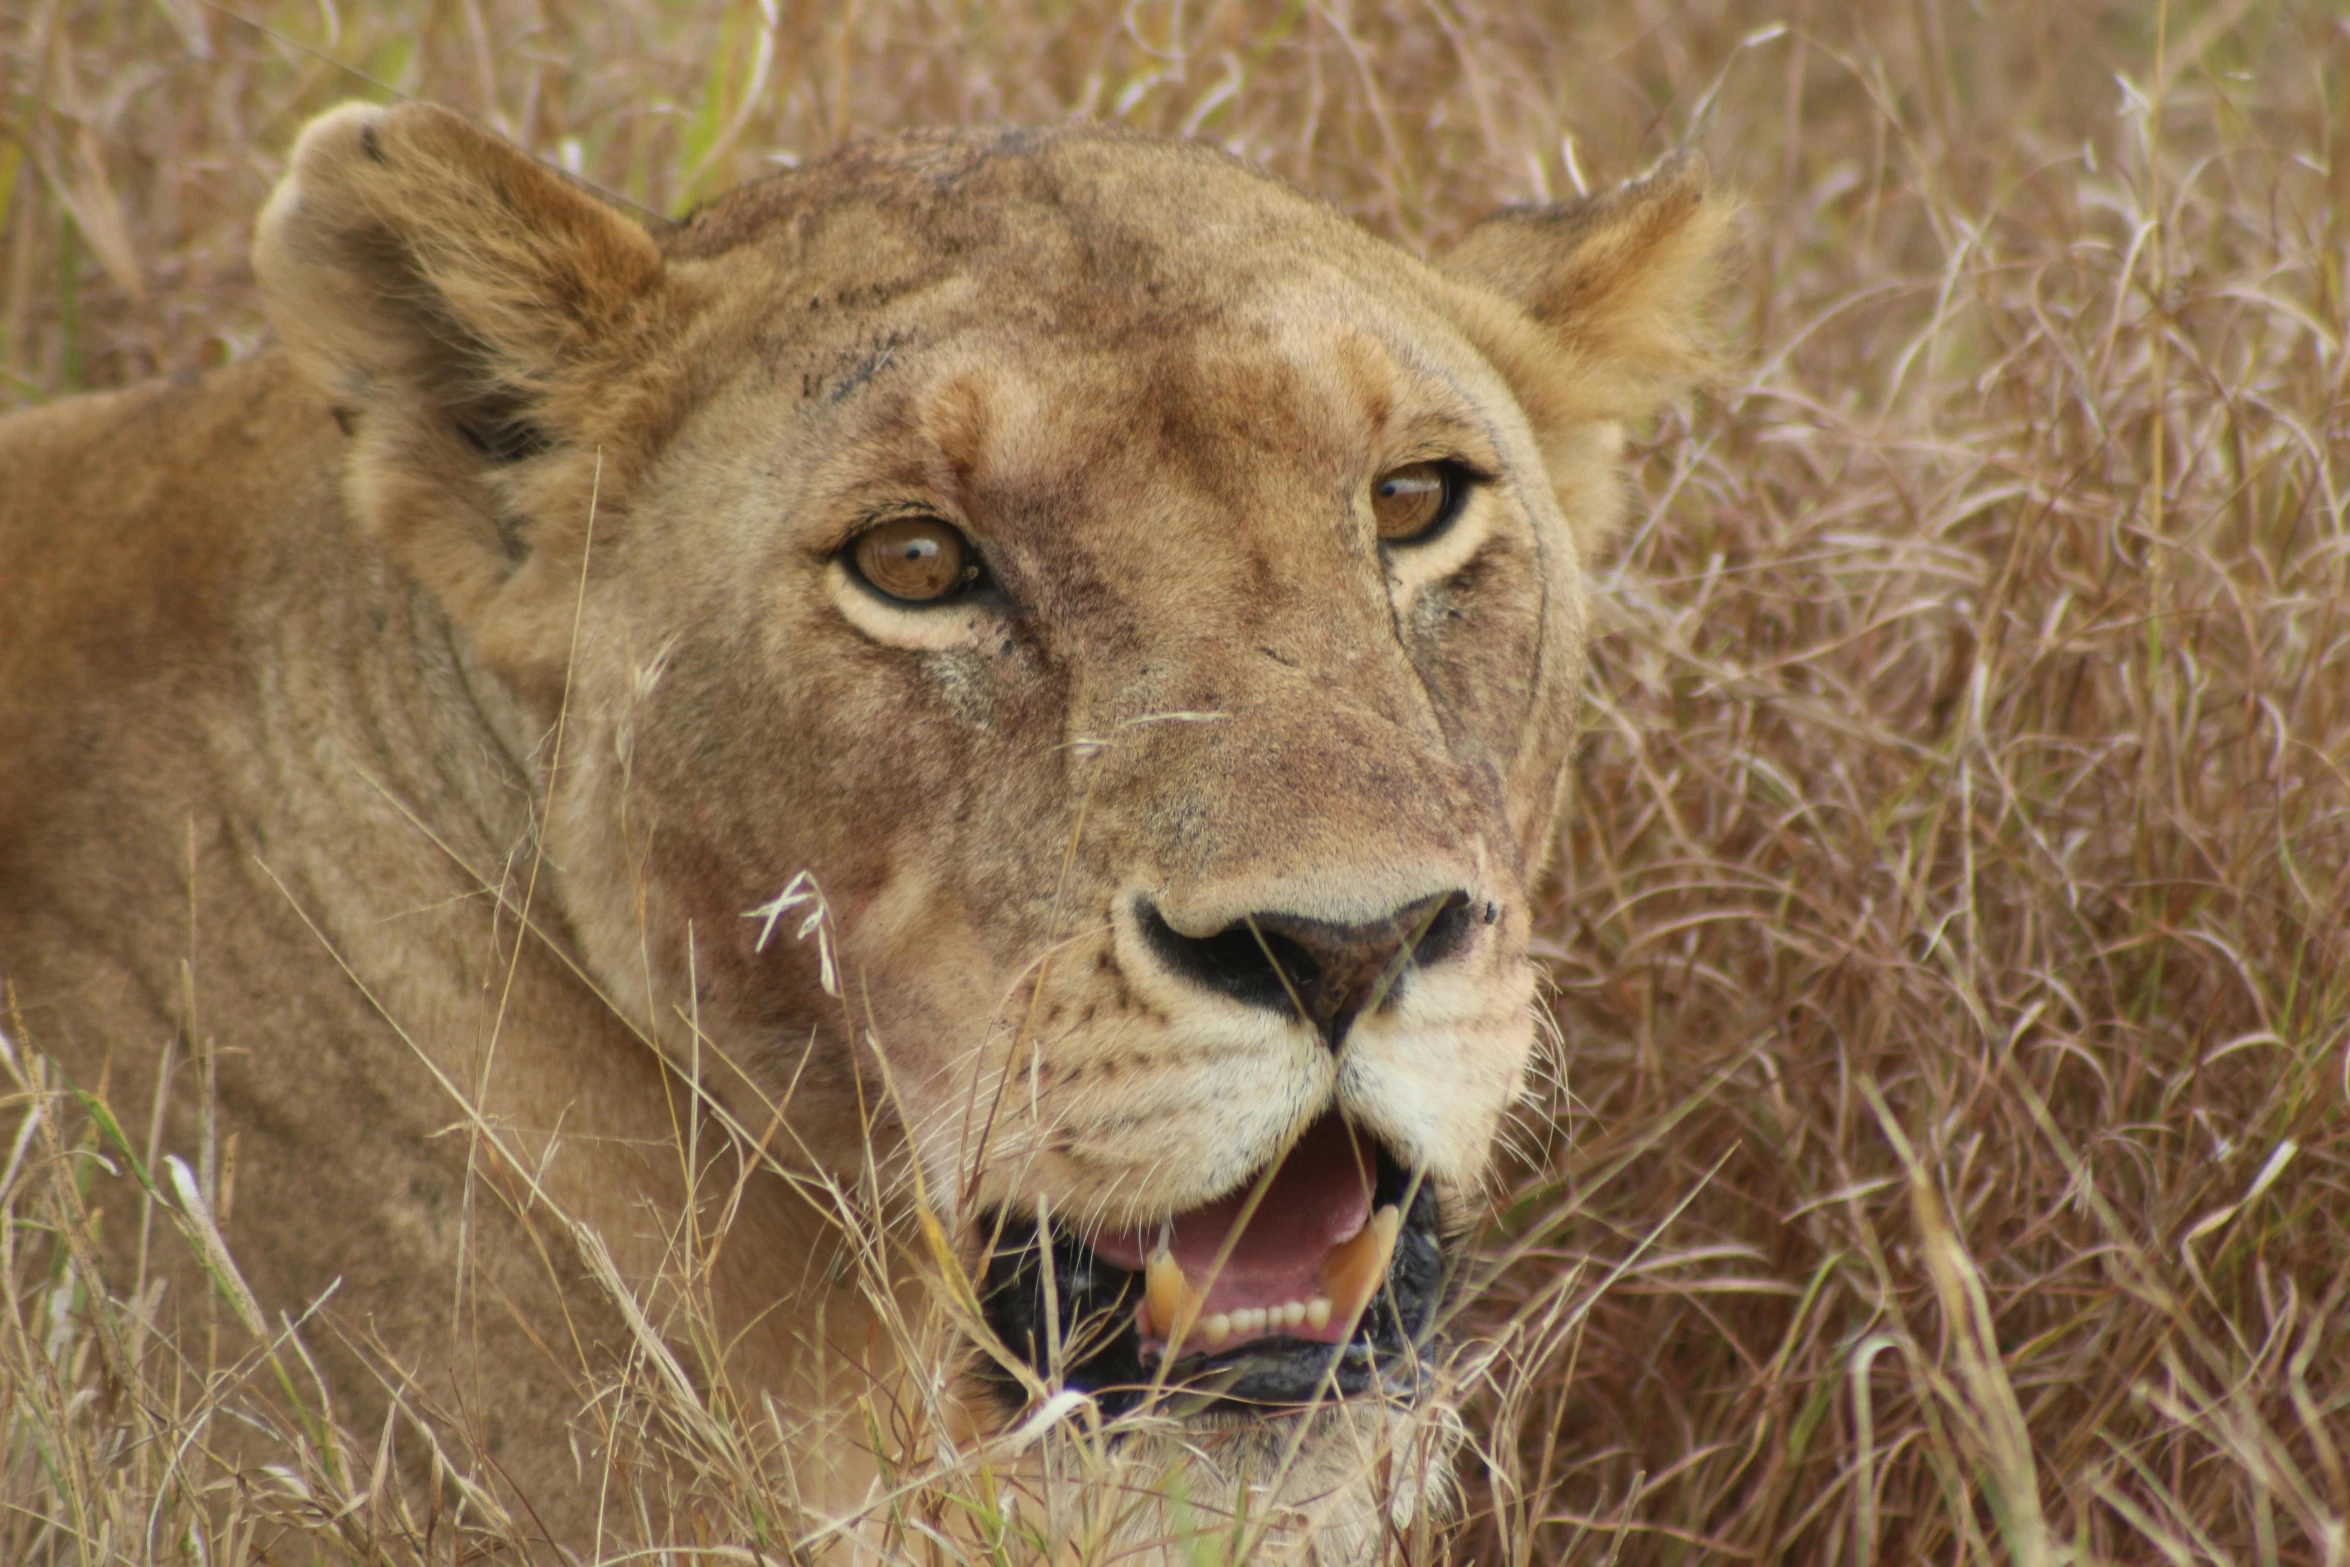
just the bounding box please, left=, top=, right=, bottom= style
left=1320, top=1203, right=1403, bottom=1323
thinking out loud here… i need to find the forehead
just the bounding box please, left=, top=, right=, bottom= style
left=674, top=129, right=1526, bottom=544
left=673, top=125, right=1370, bottom=292
left=678, top=126, right=1505, bottom=428
left=935, top=301, right=1506, bottom=513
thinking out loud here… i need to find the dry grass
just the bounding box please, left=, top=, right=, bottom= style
left=5, top=0, right=2348, bottom=1561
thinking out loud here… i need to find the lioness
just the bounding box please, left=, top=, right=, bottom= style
left=0, top=103, right=1721, bottom=1558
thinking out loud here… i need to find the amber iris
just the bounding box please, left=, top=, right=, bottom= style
left=1372, top=462, right=1454, bottom=542
left=852, top=516, right=975, bottom=602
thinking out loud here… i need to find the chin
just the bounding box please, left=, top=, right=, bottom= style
left=971, top=1370, right=1465, bottom=1565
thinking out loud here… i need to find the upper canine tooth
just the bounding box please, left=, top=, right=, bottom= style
left=1144, top=1247, right=1202, bottom=1343
left=1320, top=1203, right=1403, bottom=1325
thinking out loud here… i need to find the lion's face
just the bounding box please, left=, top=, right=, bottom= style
left=626, top=180, right=1563, bottom=1207
left=255, top=107, right=1722, bottom=1547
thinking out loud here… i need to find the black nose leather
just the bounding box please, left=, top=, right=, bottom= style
left=1137, top=890, right=1477, bottom=1047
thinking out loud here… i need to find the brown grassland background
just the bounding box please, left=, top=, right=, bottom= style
left=4, top=0, right=2348, bottom=1562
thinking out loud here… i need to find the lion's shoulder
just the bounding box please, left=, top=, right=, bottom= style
left=0, top=354, right=353, bottom=909
left=0, top=353, right=334, bottom=704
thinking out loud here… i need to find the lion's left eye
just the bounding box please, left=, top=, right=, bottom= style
left=847, top=516, right=988, bottom=604
left=1371, top=461, right=1470, bottom=544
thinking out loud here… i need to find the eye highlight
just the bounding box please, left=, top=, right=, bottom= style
left=1372, top=461, right=1471, bottom=545
left=847, top=516, right=987, bottom=604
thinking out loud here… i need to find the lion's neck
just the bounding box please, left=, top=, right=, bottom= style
left=0, top=353, right=929, bottom=1534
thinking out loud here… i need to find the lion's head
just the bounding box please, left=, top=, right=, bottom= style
left=252, top=103, right=1723, bottom=1553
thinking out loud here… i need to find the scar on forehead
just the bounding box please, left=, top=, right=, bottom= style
left=1321, top=326, right=1505, bottom=469
left=1333, top=330, right=1401, bottom=434
left=916, top=365, right=1054, bottom=486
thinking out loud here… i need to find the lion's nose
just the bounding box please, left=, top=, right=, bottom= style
left=1136, top=890, right=1479, bottom=1048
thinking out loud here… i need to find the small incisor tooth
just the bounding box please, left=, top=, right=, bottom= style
left=1144, top=1247, right=1203, bottom=1344
left=1319, top=1203, right=1403, bottom=1324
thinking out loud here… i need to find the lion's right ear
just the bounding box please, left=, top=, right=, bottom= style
left=1440, top=152, right=1728, bottom=421
left=1437, top=153, right=1731, bottom=557
left=254, top=102, right=668, bottom=674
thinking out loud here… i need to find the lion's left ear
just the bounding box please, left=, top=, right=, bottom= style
left=1439, top=153, right=1731, bottom=552
left=254, top=101, right=672, bottom=680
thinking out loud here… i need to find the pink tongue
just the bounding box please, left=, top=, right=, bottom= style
left=1091, top=1116, right=1374, bottom=1315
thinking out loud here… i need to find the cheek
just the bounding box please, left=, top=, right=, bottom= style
left=615, top=638, right=906, bottom=979
left=639, top=619, right=1083, bottom=1007
left=1407, top=538, right=1557, bottom=750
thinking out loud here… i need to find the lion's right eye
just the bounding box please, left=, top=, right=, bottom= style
left=1371, top=460, right=1471, bottom=545
left=847, top=517, right=986, bottom=604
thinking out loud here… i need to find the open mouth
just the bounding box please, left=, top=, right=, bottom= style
left=976, top=1114, right=1448, bottom=1419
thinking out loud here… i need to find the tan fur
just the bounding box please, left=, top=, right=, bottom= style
left=0, top=103, right=1722, bottom=1558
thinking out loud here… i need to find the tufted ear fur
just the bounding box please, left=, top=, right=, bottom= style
left=1439, top=152, right=1731, bottom=556
left=253, top=101, right=671, bottom=679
